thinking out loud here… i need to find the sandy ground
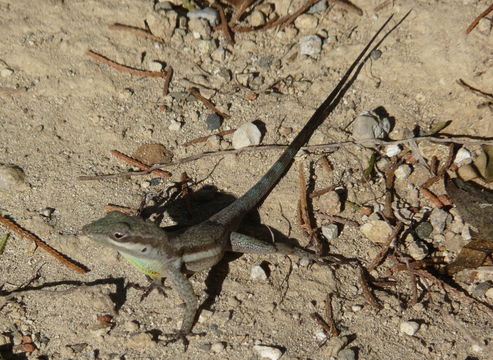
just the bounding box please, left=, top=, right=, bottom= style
left=0, top=0, right=492, bottom=359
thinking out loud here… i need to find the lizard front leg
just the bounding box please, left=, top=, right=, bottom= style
left=163, top=259, right=198, bottom=335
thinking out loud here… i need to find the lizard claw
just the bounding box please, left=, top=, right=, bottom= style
left=161, top=331, right=206, bottom=351
left=127, top=276, right=172, bottom=301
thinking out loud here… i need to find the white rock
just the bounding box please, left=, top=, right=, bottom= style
left=294, top=14, right=318, bottom=29
left=321, top=224, right=339, bottom=240
left=299, top=35, right=322, bottom=56
left=211, top=341, right=225, bottom=353
left=0, top=68, right=13, bottom=77
left=400, top=320, right=420, bottom=336
left=188, top=18, right=212, bottom=39
left=405, top=235, right=429, bottom=260
left=430, top=208, right=451, bottom=234
left=187, top=7, right=218, bottom=25
left=0, top=164, right=29, bottom=192
left=251, top=265, right=268, bottom=281
left=360, top=220, right=392, bottom=244
left=314, top=329, right=328, bottom=342
left=461, top=225, right=472, bottom=241
left=148, top=61, right=163, bottom=72
left=395, top=164, right=412, bottom=179
left=485, top=287, right=493, bottom=300
left=168, top=119, right=183, bottom=131
left=352, top=112, right=390, bottom=141
left=123, top=320, right=140, bottom=332
left=338, top=348, right=356, bottom=360
left=232, top=122, right=261, bottom=149
left=385, top=144, right=401, bottom=157
left=249, top=10, right=266, bottom=27
left=351, top=305, right=362, bottom=312
left=454, top=147, right=473, bottom=166
left=253, top=345, right=282, bottom=360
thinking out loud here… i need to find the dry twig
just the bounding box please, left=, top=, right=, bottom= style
left=466, top=3, right=493, bottom=34
left=182, top=129, right=235, bottom=147
left=359, top=266, right=383, bottom=310
left=189, top=87, right=230, bottom=118
left=110, top=150, right=171, bottom=178
left=325, top=293, right=339, bottom=336
left=0, top=216, right=88, bottom=273
left=212, top=2, right=235, bottom=44
left=108, top=23, right=164, bottom=42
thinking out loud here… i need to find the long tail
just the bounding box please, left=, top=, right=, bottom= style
left=211, top=11, right=411, bottom=226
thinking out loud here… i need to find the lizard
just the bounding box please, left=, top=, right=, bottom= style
left=82, top=13, right=404, bottom=338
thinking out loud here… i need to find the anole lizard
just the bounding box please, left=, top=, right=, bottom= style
left=83, top=13, right=404, bottom=337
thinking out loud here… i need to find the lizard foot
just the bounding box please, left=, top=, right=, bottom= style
left=127, top=276, right=171, bottom=301
left=161, top=331, right=206, bottom=351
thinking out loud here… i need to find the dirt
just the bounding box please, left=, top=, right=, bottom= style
left=0, top=0, right=492, bottom=359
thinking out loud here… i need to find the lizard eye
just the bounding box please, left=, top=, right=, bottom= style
left=113, top=232, right=125, bottom=240
left=141, top=247, right=147, bottom=253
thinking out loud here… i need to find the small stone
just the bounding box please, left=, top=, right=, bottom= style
left=198, top=309, right=214, bottom=323
left=154, top=1, right=173, bottom=11
left=299, top=256, right=311, bottom=267
left=133, top=144, right=173, bottom=165
left=351, top=305, right=362, bottom=312
left=324, top=336, right=350, bottom=356
left=187, top=7, right=218, bottom=25
left=321, top=224, right=339, bottom=240
left=352, top=112, right=390, bottom=141
left=168, top=119, right=183, bottom=131
left=39, top=208, right=55, bottom=218
left=146, top=11, right=178, bottom=39
left=294, top=14, right=318, bottom=30
left=360, top=220, right=392, bottom=244
left=430, top=208, right=451, bottom=234
left=395, top=164, right=412, bottom=179
left=205, top=113, right=222, bottom=130
left=0, top=334, right=11, bottom=346
left=308, top=0, right=327, bottom=13
left=400, top=320, right=420, bottom=336
left=188, top=18, right=212, bottom=39
left=338, top=348, right=356, bottom=360
left=232, top=122, right=261, bottom=149
left=207, top=135, right=221, bottom=150
left=0, top=164, right=29, bottom=192
left=251, top=265, right=268, bottom=281
left=258, top=56, right=274, bottom=69
left=415, top=222, right=433, bottom=239
left=454, top=147, right=472, bottom=166
left=385, top=144, right=401, bottom=157
left=461, top=225, right=472, bottom=241
left=472, top=281, right=493, bottom=297
left=123, top=320, right=140, bottom=332
left=405, top=235, right=429, bottom=261
left=319, top=191, right=341, bottom=215
left=0, top=68, right=14, bottom=77
left=279, top=126, right=293, bottom=136
left=314, top=329, right=328, bottom=342
left=370, top=49, right=382, bottom=60
left=299, top=35, right=322, bottom=56
left=253, top=345, right=282, bottom=360
left=127, top=333, right=154, bottom=349
left=249, top=10, right=266, bottom=27
left=148, top=61, right=163, bottom=72
left=477, top=18, right=491, bottom=34
left=211, top=341, right=225, bottom=353
left=457, top=164, right=479, bottom=181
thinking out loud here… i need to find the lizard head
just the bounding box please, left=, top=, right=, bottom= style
left=82, top=211, right=175, bottom=260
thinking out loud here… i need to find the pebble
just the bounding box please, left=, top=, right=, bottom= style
left=154, top=1, right=173, bottom=11
left=127, top=333, right=154, bottom=348
left=294, top=14, right=318, bottom=30
left=405, top=235, right=429, bottom=261
left=461, top=225, right=472, bottom=241
left=148, top=61, right=163, bottom=72
left=251, top=265, right=268, bottom=281
left=457, top=164, right=478, bottom=181
left=198, top=309, right=214, bottom=323
left=0, top=334, right=11, bottom=346
left=319, top=191, right=341, bottom=215
left=485, top=287, right=493, bottom=300
left=352, top=112, right=390, bottom=141
left=415, top=221, right=433, bottom=239
left=0, top=68, right=13, bottom=77
left=0, top=164, right=28, bottom=192
left=205, top=113, right=222, bottom=130
left=188, top=18, right=212, bottom=39
left=211, top=341, right=226, bottom=353
left=385, top=144, right=401, bottom=157
left=370, top=49, right=382, bottom=60
left=321, top=224, right=339, bottom=240
left=187, top=7, right=218, bottom=25
left=351, top=305, right=362, bottom=312
left=146, top=11, right=177, bottom=39
left=253, top=345, right=282, bottom=360
left=360, top=220, right=392, bottom=244
left=477, top=18, right=491, bottom=34
left=232, top=122, right=261, bottom=149
left=454, top=147, right=473, bottom=166
left=395, top=164, right=412, bottom=179
left=430, top=208, right=451, bottom=234
left=168, top=119, right=183, bottom=131
left=324, top=336, right=350, bottom=356
left=314, top=329, right=328, bottom=342
left=299, top=35, right=322, bottom=56
left=123, top=320, right=140, bottom=332
left=133, top=143, right=173, bottom=165
left=338, top=348, right=356, bottom=360
left=308, top=0, right=327, bottom=13
left=400, top=320, right=420, bottom=336
left=39, top=207, right=55, bottom=218
left=249, top=10, right=266, bottom=27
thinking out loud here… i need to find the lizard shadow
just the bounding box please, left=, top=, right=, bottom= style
left=140, top=184, right=304, bottom=312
